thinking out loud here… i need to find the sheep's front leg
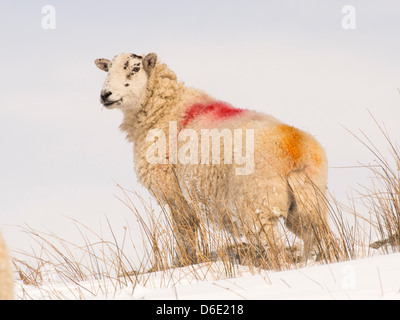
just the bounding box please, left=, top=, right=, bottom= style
left=168, top=197, right=199, bottom=267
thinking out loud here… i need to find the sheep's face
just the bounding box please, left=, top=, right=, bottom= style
left=95, top=53, right=157, bottom=112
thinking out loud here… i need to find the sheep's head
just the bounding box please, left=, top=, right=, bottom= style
left=95, top=52, right=157, bottom=112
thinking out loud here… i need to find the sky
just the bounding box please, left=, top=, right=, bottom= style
left=1, top=1, right=399, bottom=255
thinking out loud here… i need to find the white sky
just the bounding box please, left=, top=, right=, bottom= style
left=1, top=1, right=399, bottom=254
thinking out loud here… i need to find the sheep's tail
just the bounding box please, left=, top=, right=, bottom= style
left=286, top=170, right=328, bottom=225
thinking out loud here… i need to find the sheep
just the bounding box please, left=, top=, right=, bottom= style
left=0, top=230, right=13, bottom=300
left=95, top=53, right=328, bottom=265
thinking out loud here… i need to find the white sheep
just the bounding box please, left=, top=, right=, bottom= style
left=95, top=53, right=328, bottom=265
left=0, top=230, right=13, bottom=300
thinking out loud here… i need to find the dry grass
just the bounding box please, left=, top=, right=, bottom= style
left=346, top=114, right=400, bottom=252
left=11, top=115, right=400, bottom=299
left=12, top=181, right=368, bottom=300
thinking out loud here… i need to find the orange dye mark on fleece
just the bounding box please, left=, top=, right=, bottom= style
left=276, top=124, right=303, bottom=165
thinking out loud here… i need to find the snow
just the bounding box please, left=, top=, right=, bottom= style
left=15, top=253, right=400, bottom=300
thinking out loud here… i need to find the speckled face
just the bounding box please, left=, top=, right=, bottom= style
left=95, top=52, right=157, bottom=112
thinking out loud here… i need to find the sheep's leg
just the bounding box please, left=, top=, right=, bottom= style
left=285, top=171, right=328, bottom=261
left=230, top=176, right=293, bottom=267
left=238, top=211, right=295, bottom=269
left=169, top=198, right=199, bottom=267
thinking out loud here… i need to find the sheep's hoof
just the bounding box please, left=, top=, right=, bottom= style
left=370, top=240, right=385, bottom=249
left=370, top=233, right=400, bottom=249
left=285, top=245, right=303, bottom=263
left=172, top=254, right=199, bottom=268
left=225, top=243, right=274, bottom=268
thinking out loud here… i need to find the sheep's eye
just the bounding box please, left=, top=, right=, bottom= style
left=132, top=67, right=140, bottom=73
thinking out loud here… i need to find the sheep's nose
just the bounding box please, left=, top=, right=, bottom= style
left=101, top=91, right=112, bottom=102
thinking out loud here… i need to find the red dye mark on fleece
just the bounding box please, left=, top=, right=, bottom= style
left=182, top=101, right=244, bottom=127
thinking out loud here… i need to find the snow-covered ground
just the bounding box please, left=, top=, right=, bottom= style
left=16, top=252, right=400, bottom=300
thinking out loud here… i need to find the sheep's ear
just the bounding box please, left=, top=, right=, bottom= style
left=143, top=53, right=157, bottom=75
left=95, top=58, right=110, bottom=72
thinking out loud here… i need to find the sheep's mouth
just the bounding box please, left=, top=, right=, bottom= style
left=103, top=99, right=122, bottom=107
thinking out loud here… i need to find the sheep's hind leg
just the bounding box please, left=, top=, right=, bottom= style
left=285, top=171, right=329, bottom=262
left=230, top=177, right=293, bottom=268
